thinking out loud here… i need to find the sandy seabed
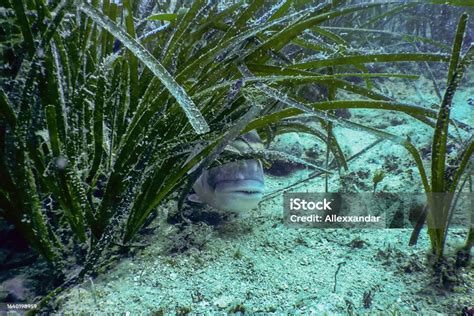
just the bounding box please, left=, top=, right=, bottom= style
left=57, top=75, right=473, bottom=315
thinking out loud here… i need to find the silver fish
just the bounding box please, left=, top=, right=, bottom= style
left=191, top=131, right=265, bottom=212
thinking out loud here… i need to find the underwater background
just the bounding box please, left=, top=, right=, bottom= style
left=0, top=0, right=473, bottom=314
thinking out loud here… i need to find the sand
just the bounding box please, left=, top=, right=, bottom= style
left=55, top=74, right=473, bottom=315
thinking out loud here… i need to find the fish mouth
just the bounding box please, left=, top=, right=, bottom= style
left=214, top=179, right=265, bottom=197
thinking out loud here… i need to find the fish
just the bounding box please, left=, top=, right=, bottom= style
left=190, top=131, right=265, bottom=212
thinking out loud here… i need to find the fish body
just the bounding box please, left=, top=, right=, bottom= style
left=192, top=131, right=265, bottom=212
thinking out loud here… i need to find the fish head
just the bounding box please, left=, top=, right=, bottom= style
left=192, top=131, right=265, bottom=212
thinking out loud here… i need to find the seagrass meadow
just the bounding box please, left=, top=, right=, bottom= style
left=0, top=0, right=473, bottom=314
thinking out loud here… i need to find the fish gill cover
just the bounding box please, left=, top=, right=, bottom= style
left=0, top=0, right=473, bottom=314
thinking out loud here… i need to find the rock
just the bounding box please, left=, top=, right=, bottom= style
left=334, top=108, right=352, bottom=119
left=265, top=160, right=306, bottom=176
left=269, top=133, right=304, bottom=158
left=265, top=133, right=308, bottom=176
left=214, top=295, right=234, bottom=309
left=1, top=276, right=29, bottom=302
left=0, top=287, right=8, bottom=301
left=297, top=84, right=328, bottom=102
